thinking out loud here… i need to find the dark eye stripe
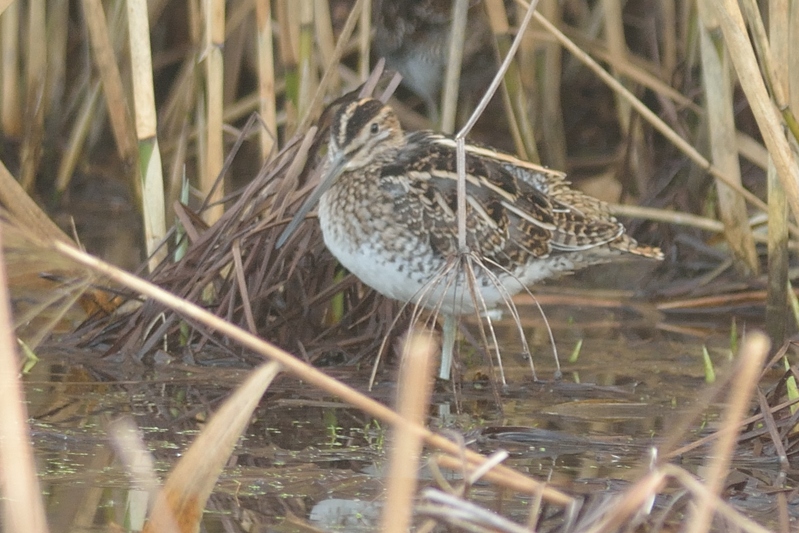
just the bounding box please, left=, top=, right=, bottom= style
left=339, top=99, right=385, bottom=147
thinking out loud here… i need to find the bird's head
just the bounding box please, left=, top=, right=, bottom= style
left=328, top=98, right=405, bottom=171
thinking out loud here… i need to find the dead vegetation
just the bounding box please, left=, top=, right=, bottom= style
left=0, top=0, right=798, bottom=531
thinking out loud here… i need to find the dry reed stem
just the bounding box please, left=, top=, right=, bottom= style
left=277, top=0, right=299, bottom=132
left=530, top=7, right=771, bottom=218
left=55, top=82, right=103, bottom=193
left=417, top=489, right=532, bottom=533
left=223, top=6, right=249, bottom=110
left=663, top=394, right=799, bottom=460
left=166, top=126, right=190, bottom=228
left=231, top=238, right=256, bottom=333
left=0, top=0, right=14, bottom=15
left=202, top=0, right=225, bottom=224
left=313, top=0, right=338, bottom=91
left=600, top=0, right=631, bottom=133
left=610, top=202, right=799, bottom=250
left=157, top=50, right=198, bottom=136
left=44, top=447, right=112, bottom=530
left=685, top=332, right=770, bottom=533
left=485, top=0, right=539, bottom=162
left=12, top=276, right=85, bottom=350
left=0, top=159, right=71, bottom=244
left=297, top=0, right=368, bottom=133
left=143, top=362, right=282, bottom=533
left=791, top=3, right=799, bottom=109
left=109, top=420, right=166, bottom=528
left=0, top=4, right=20, bottom=136
left=456, top=0, right=541, bottom=248
left=380, top=330, right=437, bottom=533
left=715, top=1, right=799, bottom=229
left=698, top=0, right=759, bottom=274
left=297, top=0, right=315, bottom=120
left=0, top=227, right=49, bottom=533
left=19, top=1, right=46, bottom=191
left=755, top=389, right=789, bottom=470
left=597, top=0, right=652, bottom=198
left=534, top=0, right=567, bottom=169
left=766, top=0, right=791, bottom=344
left=609, top=204, right=724, bottom=233
left=440, top=0, right=468, bottom=134
left=127, top=0, right=167, bottom=271
left=737, top=131, right=770, bottom=169
left=49, top=239, right=573, bottom=507
left=82, top=0, right=137, bottom=168
left=433, top=452, right=549, bottom=504
left=659, top=0, right=677, bottom=77
left=256, top=0, right=277, bottom=159
left=581, top=469, right=668, bottom=533
left=357, top=0, right=371, bottom=80
left=657, top=289, right=799, bottom=312
left=666, top=466, right=773, bottom=533
left=739, top=0, right=797, bottom=138
left=561, top=28, right=700, bottom=113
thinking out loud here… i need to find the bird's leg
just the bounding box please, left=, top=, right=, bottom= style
left=439, top=314, right=457, bottom=380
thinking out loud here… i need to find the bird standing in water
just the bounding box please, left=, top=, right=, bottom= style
left=279, top=97, right=662, bottom=380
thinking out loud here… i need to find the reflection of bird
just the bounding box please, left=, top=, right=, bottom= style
left=281, top=98, right=663, bottom=379
left=372, top=0, right=497, bottom=118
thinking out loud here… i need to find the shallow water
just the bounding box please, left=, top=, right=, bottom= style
left=18, top=291, right=779, bottom=533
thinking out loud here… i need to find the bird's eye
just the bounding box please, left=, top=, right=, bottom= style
left=370, top=123, right=379, bottom=134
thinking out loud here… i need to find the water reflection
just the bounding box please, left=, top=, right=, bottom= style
left=23, top=298, right=750, bottom=531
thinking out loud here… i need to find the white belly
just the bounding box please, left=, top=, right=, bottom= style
left=317, top=187, right=580, bottom=315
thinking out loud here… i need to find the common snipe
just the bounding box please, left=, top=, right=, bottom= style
left=281, top=98, right=662, bottom=379
left=373, top=0, right=497, bottom=118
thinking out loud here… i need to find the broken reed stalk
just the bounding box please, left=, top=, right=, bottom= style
left=202, top=0, right=225, bottom=224
left=0, top=227, right=49, bottom=533
left=685, top=332, right=770, bottom=533
left=698, top=0, right=759, bottom=274
left=255, top=0, right=277, bottom=159
left=49, top=238, right=573, bottom=507
left=380, top=330, right=437, bottom=533
left=127, top=0, right=167, bottom=272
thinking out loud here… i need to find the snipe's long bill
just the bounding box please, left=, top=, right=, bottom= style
left=278, top=97, right=663, bottom=380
